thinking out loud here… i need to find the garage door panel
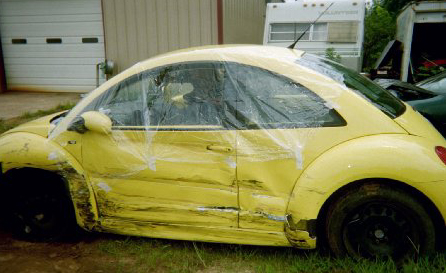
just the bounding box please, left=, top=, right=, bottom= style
left=3, top=44, right=105, bottom=53
left=6, top=65, right=99, bottom=79
left=2, top=37, right=105, bottom=45
left=0, top=0, right=105, bottom=92
left=0, top=14, right=102, bottom=24
left=4, top=57, right=105, bottom=65
left=0, top=1, right=101, bottom=16
left=8, top=77, right=99, bottom=86
left=0, top=22, right=104, bottom=37
left=8, top=85, right=98, bottom=93
left=2, top=51, right=105, bottom=59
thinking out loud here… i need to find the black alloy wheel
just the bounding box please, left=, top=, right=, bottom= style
left=325, top=183, right=436, bottom=261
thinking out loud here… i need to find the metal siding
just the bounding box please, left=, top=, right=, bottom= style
left=167, top=0, right=180, bottom=51
left=125, top=0, right=139, bottom=67
left=223, top=0, right=266, bottom=44
left=188, top=0, right=202, bottom=47
left=103, top=0, right=218, bottom=74
left=0, top=0, right=106, bottom=92
left=156, top=0, right=169, bottom=54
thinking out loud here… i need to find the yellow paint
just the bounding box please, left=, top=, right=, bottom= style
left=81, top=111, right=112, bottom=134
left=0, top=46, right=445, bottom=249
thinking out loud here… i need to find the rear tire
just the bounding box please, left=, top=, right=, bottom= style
left=325, top=182, right=436, bottom=261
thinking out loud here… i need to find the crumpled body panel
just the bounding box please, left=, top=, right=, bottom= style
left=1, top=45, right=445, bottom=248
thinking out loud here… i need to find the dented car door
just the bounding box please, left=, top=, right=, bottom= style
left=227, top=63, right=350, bottom=231
left=80, top=63, right=239, bottom=228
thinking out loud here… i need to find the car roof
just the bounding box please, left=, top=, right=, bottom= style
left=137, top=45, right=305, bottom=71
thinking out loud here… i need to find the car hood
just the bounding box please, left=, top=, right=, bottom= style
left=2, top=111, right=67, bottom=138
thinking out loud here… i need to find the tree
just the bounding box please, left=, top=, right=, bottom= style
left=381, top=0, right=416, bottom=16
left=325, top=48, right=342, bottom=63
left=362, top=3, right=396, bottom=71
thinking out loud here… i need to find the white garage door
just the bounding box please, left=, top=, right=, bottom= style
left=0, top=0, right=105, bottom=92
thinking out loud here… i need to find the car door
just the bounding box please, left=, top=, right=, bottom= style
left=225, top=63, right=352, bottom=231
left=80, top=62, right=239, bottom=228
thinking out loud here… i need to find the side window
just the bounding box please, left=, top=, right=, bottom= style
left=226, top=63, right=345, bottom=129
left=83, top=73, right=156, bottom=126
left=147, top=63, right=235, bottom=128
left=94, top=75, right=146, bottom=126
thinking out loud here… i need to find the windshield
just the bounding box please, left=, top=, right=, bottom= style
left=297, top=54, right=406, bottom=118
left=417, top=71, right=446, bottom=95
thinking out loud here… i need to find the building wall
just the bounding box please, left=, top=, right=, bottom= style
left=0, top=41, right=5, bottom=93
left=102, top=0, right=219, bottom=74
left=223, top=0, right=266, bottom=44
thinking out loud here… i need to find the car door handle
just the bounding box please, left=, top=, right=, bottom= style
left=206, top=145, right=233, bottom=153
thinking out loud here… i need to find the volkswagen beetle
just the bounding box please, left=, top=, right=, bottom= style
left=0, top=46, right=445, bottom=260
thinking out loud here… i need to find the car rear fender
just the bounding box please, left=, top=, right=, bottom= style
left=0, top=132, right=99, bottom=230
left=286, top=134, right=446, bottom=229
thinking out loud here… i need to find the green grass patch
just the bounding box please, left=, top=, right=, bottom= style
left=97, top=236, right=446, bottom=273
left=0, top=102, right=75, bottom=134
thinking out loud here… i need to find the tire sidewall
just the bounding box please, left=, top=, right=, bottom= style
left=326, top=183, right=436, bottom=259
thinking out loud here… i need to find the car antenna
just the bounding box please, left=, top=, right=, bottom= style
left=288, top=2, right=334, bottom=49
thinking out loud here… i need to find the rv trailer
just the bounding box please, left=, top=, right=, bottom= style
left=263, top=0, right=366, bottom=72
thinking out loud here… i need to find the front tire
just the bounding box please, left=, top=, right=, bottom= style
left=3, top=172, right=77, bottom=241
left=325, top=183, right=436, bottom=260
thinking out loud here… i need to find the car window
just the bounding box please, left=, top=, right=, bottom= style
left=90, top=74, right=159, bottom=126
left=297, top=54, right=406, bottom=118
left=146, top=63, right=236, bottom=129
left=78, top=62, right=238, bottom=130
left=225, top=63, right=346, bottom=129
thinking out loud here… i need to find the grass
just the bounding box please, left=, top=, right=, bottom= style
left=97, top=236, right=446, bottom=273
left=0, top=102, right=75, bottom=134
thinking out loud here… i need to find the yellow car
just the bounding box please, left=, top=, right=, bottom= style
left=0, top=46, right=445, bottom=260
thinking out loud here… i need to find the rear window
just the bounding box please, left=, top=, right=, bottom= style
left=297, top=54, right=406, bottom=118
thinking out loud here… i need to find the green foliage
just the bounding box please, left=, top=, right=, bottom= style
left=380, top=0, right=413, bottom=16
left=416, top=65, right=445, bottom=81
left=325, top=48, right=342, bottom=63
left=363, top=3, right=396, bottom=72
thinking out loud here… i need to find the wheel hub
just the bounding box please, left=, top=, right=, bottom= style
left=343, top=203, right=417, bottom=258
left=374, top=229, right=385, bottom=239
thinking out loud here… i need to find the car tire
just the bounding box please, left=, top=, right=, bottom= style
left=5, top=179, right=77, bottom=241
left=325, top=182, right=436, bottom=260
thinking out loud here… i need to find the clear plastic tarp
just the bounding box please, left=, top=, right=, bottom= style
left=49, top=46, right=403, bottom=174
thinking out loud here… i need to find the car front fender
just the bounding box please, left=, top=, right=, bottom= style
left=286, top=134, right=446, bottom=227
left=0, top=132, right=99, bottom=230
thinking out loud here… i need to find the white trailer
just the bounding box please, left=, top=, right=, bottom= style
left=263, top=0, right=365, bottom=71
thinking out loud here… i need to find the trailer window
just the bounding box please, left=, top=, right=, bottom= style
left=327, top=22, right=358, bottom=43
left=270, top=23, right=327, bottom=42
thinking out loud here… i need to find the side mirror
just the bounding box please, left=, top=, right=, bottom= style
left=81, top=111, right=112, bottom=134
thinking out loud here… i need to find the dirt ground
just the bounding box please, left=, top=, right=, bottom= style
left=0, top=229, right=116, bottom=273
left=0, top=92, right=81, bottom=120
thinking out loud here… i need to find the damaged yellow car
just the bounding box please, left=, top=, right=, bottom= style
left=0, top=46, right=445, bottom=260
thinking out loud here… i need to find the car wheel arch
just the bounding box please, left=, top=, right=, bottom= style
left=315, top=178, right=445, bottom=251
left=284, top=134, right=445, bottom=250
left=0, top=166, right=99, bottom=231
left=0, top=132, right=99, bottom=231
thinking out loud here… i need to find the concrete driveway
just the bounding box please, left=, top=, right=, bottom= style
left=0, top=91, right=81, bottom=120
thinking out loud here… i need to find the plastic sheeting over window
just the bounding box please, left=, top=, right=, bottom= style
left=79, top=61, right=344, bottom=131
left=49, top=47, right=354, bottom=176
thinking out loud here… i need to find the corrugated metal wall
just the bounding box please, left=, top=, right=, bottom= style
left=102, top=0, right=218, bottom=74
left=223, top=0, right=265, bottom=44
